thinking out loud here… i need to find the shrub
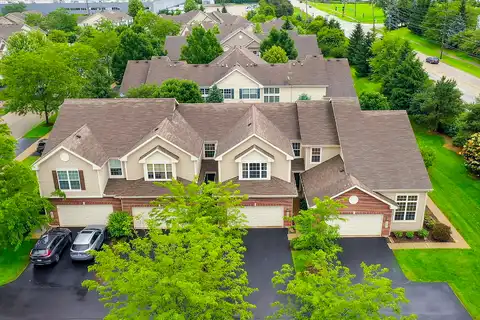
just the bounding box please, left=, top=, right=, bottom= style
left=463, top=133, right=480, bottom=177
left=431, top=222, right=452, bottom=242
left=107, top=211, right=133, bottom=238
left=423, top=213, right=436, bottom=230
left=420, top=145, right=436, bottom=168
left=405, top=231, right=415, bottom=239
left=393, top=231, right=403, bottom=238
left=418, top=228, right=429, bottom=239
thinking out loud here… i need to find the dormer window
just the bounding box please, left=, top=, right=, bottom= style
left=242, top=162, right=268, bottom=179
left=204, top=143, right=216, bottom=158
left=292, top=142, right=301, bottom=158
left=139, top=146, right=179, bottom=181
left=108, top=159, right=123, bottom=178
left=146, top=164, right=173, bottom=181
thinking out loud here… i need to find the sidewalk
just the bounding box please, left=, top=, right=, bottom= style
left=388, top=196, right=470, bottom=250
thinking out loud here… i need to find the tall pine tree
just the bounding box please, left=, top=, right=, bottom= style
left=355, top=31, right=375, bottom=77
left=408, top=0, right=431, bottom=35
left=347, top=23, right=364, bottom=67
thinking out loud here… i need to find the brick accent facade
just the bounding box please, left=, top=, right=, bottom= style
left=49, top=197, right=295, bottom=228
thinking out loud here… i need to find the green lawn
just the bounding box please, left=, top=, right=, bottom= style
left=394, top=124, right=480, bottom=318
left=310, top=2, right=385, bottom=23
left=387, top=28, right=480, bottom=79
left=351, top=68, right=381, bottom=95
left=22, top=155, right=40, bottom=167
left=23, top=114, right=57, bottom=139
left=0, top=240, right=35, bottom=285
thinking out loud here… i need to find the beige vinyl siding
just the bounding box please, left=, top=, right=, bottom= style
left=126, top=137, right=195, bottom=181
left=219, top=136, right=290, bottom=182
left=222, top=31, right=257, bottom=48
left=304, top=146, right=341, bottom=170
left=279, top=87, right=327, bottom=102
left=98, top=164, right=110, bottom=191
left=190, top=11, right=212, bottom=24
left=216, top=71, right=261, bottom=103
left=36, top=149, right=102, bottom=197
left=381, top=191, right=427, bottom=231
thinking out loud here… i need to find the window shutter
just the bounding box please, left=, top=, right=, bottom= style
left=239, top=88, right=243, bottom=98
left=231, top=88, right=234, bottom=99
left=79, top=170, right=86, bottom=190
left=257, top=88, right=260, bottom=98
left=52, top=171, right=59, bottom=190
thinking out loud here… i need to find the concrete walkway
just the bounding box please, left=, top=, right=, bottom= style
left=389, top=196, right=470, bottom=250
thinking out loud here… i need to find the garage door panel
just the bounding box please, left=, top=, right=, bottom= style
left=240, top=206, right=284, bottom=228
left=330, top=214, right=383, bottom=237
left=57, top=205, right=113, bottom=226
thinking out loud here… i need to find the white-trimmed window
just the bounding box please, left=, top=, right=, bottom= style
left=220, top=88, right=234, bottom=99
left=204, top=143, right=216, bottom=158
left=240, top=88, right=260, bottom=99
left=146, top=164, right=173, bottom=181
left=108, top=159, right=123, bottom=177
left=394, top=195, right=418, bottom=221
left=200, top=87, right=209, bottom=98
left=242, top=162, right=268, bottom=179
left=311, top=147, right=321, bottom=163
left=264, top=87, right=280, bottom=103
left=57, top=170, right=81, bottom=190
left=292, top=142, right=301, bottom=158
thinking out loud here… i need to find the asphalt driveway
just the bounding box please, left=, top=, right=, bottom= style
left=339, top=238, right=471, bottom=320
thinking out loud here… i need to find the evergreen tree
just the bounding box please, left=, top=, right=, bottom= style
left=221, top=5, right=227, bottom=13
left=253, top=22, right=262, bottom=34
left=381, top=43, right=428, bottom=110
left=355, top=31, right=375, bottom=77
left=262, top=45, right=288, bottom=63
left=454, top=98, right=480, bottom=147
left=459, top=0, right=467, bottom=28
left=205, top=85, right=224, bottom=103
left=260, top=28, right=297, bottom=60
left=347, top=23, right=364, bottom=66
left=282, top=18, right=293, bottom=30
left=180, top=26, right=223, bottom=64
left=128, top=0, right=144, bottom=18
left=385, top=5, right=400, bottom=30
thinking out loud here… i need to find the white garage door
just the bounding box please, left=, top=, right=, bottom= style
left=331, top=214, right=383, bottom=237
left=240, top=206, right=284, bottom=227
left=57, top=205, right=113, bottom=226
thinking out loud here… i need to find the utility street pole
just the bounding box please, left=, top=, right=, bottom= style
left=440, top=0, right=449, bottom=59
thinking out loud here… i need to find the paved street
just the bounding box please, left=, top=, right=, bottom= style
left=1, top=112, right=42, bottom=139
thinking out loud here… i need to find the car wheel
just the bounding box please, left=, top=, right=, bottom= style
left=54, top=254, right=60, bottom=263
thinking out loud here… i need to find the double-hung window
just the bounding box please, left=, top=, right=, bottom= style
left=200, top=87, right=209, bottom=98
left=221, top=88, right=234, bottom=100
left=146, top=164, right=173, bottom=181
left=242, top=163, right=268, bottom=179
left=240, top=88, right=260, bottom=99
left=311, top=148, right=321, bottom=163
left=292, top=142, right=301, bottom=158
left=108, top=159, right=123, bottom=177
left=264, top=87, right=280, bottom=102
left=57, top=170, right=81, bottom=190
left=204, top=143, right=216, bottom=158
left=394, top=195, right=418, bottom=221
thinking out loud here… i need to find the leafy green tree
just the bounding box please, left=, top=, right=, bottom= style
left=262, top=45, right=288, bottom=63
left=268, top=0, right=293, bottom=17
left=133, top=10, right=180, bottom=41
left=316, top=27, right=347, bottom=57
left=454, top=98, right=480, bottom=147
left=47, top=29, right=69, bottom=43
left=0, top=122, right=51, bottom=250
left=128, top=0, right=144, bottom=18
left=269, top=250, right=413, bottom=320
left=290, top=197, right=343, bottom=254
left=180, top=26, right=223, bottom=64
left=381, top=42, right=428, bottom=110
left=260, top=28, right=297, bottom=60
left=111, top=28, right=156, bottom=82
left=417, top=76, right=464, bottom=132
left=184, top=0, right=198, bottom=12
left=359, top=91, right=390, bottom=110
left=125, top=84, right=162, bottom=98
left=205, top=84, right=224, bottom=103
left=282, top=17, right=293, bottom=30
left=463, top=133, right=480, bottom=176
left=298, top=93, right=311, bottom=100
left=82, top=64, right=117, bottom=98
left=306, top=19, right=325, bottom=35
left=420, top=144, right=436, bottom=169
left=42, top=8, right=77, bottom=32
left=408, top=0, right=431, bottom=35
left=25, top=12, right=44, bottom=27
left=354, top=31, right=375, bottom=77
left=78, top=24, right=120, bottom=72
left=5, top=30, right=49, bottom=55
left=1, top=3, right=26, bottom=15
left=0, top=46, right=84, bottom=124
left=347, top=23, right=364, bottom=66
left=257, top=0, right=276, bottom=17
left=253, top=22, right=262, bottom=34
left=370, top=35, right=408, bottom=82
left=157, top=79, right=203, bottom=103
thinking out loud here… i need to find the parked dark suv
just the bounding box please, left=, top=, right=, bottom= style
left=36, top=139, right=48, bottom=155
left=426, top=56, right=440, bottom=64
left=30, top=228, right=72, bottom=266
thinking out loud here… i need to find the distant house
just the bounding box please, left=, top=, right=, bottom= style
left=77, top=11, right=133, bottom=27
left=0, top=11, right=41, bottom=25
left=0, top=24, right=34, bottom=57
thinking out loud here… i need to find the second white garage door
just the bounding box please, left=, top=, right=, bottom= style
left=57, top=204, right=113, bottom=226
left=331, top=214, right=383, bottom=237
left=239, top=206, right=284, bottom=227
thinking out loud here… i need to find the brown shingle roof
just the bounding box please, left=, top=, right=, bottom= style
left=0, top=24, right=26, bottom=40
left=164, top=36, right=186, bottom=61
left=139, top=145, right=180, bottom=161
left=331, top=98, right=432, bottom=190
left=216, top=105, right=294, bottom=158
left=291, top=158, right=304, bottom=172
left=160, top=10, right=201, bottom=25
left=104, top=177, right=191, bottom=198
left=210, top=46, right=267, bottom=66
left=297, top=100, right=339, bottom=145
left=325, top=59, right=357, bottom=97
left=228, top=175, right=298, bottom=196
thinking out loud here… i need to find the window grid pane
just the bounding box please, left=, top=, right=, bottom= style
left=311, top=148, right=321, bottom=163
left=263, top=87, right=280, bottom=103
left=204, top=143, right=216, bottom=158
left=394, top=195, right=418, bottom=221
left=292, top=142, right=301, bottom=157
left=242, top=163, right=267, bottom=179
left=57, top=170, right=80, bottom=190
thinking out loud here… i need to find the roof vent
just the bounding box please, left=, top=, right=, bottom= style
left=253, top=63, right=257, bottom=66
left=339, top=168, right=345, bottom=172
left=270, top=63, right=274, bottom=66
left=300, top=62, right=304, bottom=66
left=135, top=61, right=139, bottom=63
left=247, top=122, right=252, bottom=127
left=313, top=55, right=317, bottom=58
left=75, top=134, right=81, bottom=139
left=144, top=60, right=148, bottom=63
left=292, top=62, right=296, bottom=66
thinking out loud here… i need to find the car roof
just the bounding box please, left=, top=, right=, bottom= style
left=34, top=234, right=59, bottom=249
left=84, top=225, right=106, bottom=231
left=73, top=230, right=95, bottom=244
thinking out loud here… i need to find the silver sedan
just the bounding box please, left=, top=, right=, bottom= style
left=70, top=225, right=106, bottom=261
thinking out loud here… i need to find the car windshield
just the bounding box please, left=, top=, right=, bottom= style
left=72, top=244, right=89, bottom=251
left=34, top=235, right=53, bottom=249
